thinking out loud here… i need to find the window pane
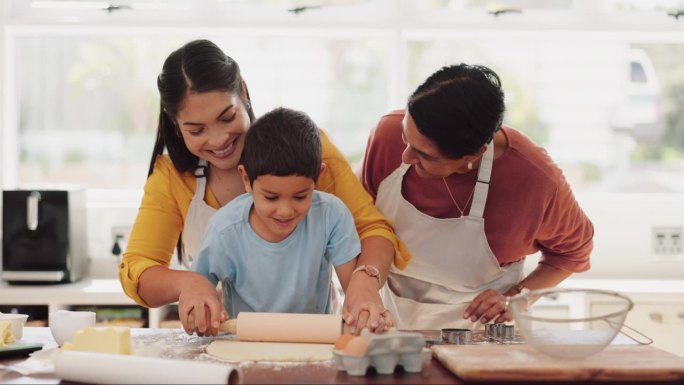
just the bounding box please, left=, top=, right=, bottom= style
left=412, top=0, right=573, bottom=11
left=406, top=36, right=684, bottom=193
left=15, top=0, right=386, bottom=25
left=598, top=0, right=684, bottom=12
left=13, top=34, right=391, bottom=188
left=15, top=36, right=173, bottom=189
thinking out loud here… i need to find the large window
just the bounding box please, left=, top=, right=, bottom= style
left=9, top=33, right=392, bottom=188
left=3, top=0, right=684, bottom=194
left=405, top=35, right=684, bottom=193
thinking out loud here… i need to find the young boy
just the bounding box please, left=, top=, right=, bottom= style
left=192, top=107, right=361, bottom=318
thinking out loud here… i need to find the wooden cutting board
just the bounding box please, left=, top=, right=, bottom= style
left=432, top=344, right=684, bottom=382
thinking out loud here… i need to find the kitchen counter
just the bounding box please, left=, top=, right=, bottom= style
left=0, top=327, right=457, bottom=384
left=0, top=279, right=168, bottom=327
left=2, top=277, right=684, bottom=350
left=0, top=279, right=130, bottom=305
left=560, top=278, right=684, bottom=293
left=1, top=328, right=683, bottom=384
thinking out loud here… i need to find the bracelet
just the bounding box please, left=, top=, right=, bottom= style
left=510, top=282, right=527, bottom=296
left=352, top=264, right=381, bottom=286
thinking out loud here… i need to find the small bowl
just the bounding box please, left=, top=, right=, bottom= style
left=0, top=313, right=29, bottom=341
left=508, top=288, right=633, bottom=359
left=49, top=310, right=96, bottom=346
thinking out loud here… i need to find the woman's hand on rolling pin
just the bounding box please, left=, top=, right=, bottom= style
left=463, top=288, right=512, bottom=324
left=342, top=274, right=388, bottom=334
left=178, top=273, right=228, bottom=336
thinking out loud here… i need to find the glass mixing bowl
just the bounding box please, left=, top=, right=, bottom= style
left=507, top=288, right=633, bottom=359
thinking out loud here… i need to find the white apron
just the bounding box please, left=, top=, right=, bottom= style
left=377, top=143, right=524, bottom=330
left=181, top=159, right=217, bottom=269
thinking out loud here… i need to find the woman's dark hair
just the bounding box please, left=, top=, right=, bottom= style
left=241, top=107, right=322, bottom=185
left=149, top=39, right=256, bottom=176
left=407, top=64, right=505, bottom=159
left=150, top=39, right=256, bottom=263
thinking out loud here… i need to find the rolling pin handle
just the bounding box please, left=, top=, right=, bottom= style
left=219, top=319, right=238, bottom=334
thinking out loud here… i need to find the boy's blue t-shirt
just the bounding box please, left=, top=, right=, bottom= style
left=192, top=190, right=360, bottom=317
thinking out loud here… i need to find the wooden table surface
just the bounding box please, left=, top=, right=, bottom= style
left=1, top=327, right=681, bottom=384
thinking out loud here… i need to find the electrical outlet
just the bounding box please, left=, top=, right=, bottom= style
left=111, top=225, right=132, bottom=258
left=651, top=226, right=683, bottom=260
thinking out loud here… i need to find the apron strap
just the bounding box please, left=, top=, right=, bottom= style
left=469, top=141, right=494, bottom=218
left=192, top=159, right=208, bottom=202
left=397, top=162, right=411, bottom=177
left=181, top=158, right=210, bottom=268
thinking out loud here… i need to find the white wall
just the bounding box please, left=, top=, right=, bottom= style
left=575, top=194, right=684, bottom=280
left=85, top=190, right=141, bottom=278
left=83, top=192, right=684, bottom=280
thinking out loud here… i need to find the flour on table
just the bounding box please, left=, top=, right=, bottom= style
left=206, top=340, right=333, bottom=362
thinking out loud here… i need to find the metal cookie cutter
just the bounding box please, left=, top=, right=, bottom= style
left=441, top=328, right=472, bottom=345
left=484, top=323, right=515, bottom=342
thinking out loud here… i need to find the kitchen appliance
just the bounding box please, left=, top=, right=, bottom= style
left=2, top=189, right=88, bottom=284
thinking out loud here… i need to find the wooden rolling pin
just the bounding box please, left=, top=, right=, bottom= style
left=219, top=312, right=345, bottom=344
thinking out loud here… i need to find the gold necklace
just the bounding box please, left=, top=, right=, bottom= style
left=442, top=177, right=476, bottom=218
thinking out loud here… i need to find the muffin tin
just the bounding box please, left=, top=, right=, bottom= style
left=332, top=329, right=432, bottom=376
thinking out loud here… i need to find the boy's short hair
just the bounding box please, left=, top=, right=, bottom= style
left=241, top=107, right=322, bottom=185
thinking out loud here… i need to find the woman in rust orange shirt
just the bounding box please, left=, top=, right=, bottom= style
left=361, top=64, right=594, bottom=330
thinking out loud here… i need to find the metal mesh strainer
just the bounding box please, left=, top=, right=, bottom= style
left=507, top=288, right=652, bottom=359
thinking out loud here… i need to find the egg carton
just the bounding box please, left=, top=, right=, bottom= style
left=333, top=329, right=432, bottom=376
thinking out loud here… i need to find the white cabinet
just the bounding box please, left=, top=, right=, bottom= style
left=588, top=292, right=684, bottom=357
left=0, top=279, right=174, bottom=328
left=515, top=289, right=588, bottom=333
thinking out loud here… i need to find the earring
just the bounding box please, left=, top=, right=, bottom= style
left=467, top=162, right=473, bottom=170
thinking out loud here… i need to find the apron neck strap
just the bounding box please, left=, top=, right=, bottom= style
left=469, top=141, right=494, bottom=218
left=396, top=142, right=493, bottom=219
left=193, top=158, right=208, bottom=200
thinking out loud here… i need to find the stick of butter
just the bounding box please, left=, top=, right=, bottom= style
left=62, top=326, right=131, bottom=355
left=0, top=320, right=16, bottom=347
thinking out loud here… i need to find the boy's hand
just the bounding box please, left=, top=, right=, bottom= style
left=178, top=273, right=228, bottom=336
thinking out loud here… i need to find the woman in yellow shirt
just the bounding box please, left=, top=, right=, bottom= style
left=119, top=39, right=409, bottom=336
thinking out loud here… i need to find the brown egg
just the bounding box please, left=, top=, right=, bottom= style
left=334, top=333, right=354, bottom=350
left=343, top=336, right=368, bottom=356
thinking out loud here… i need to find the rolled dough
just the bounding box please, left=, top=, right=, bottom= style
left=206, top=340, right=333, bottom=362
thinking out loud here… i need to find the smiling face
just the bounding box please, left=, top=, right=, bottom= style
left=239, top=168, right=316, bottom=243
left=175, top=90, right=251, bottom=171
